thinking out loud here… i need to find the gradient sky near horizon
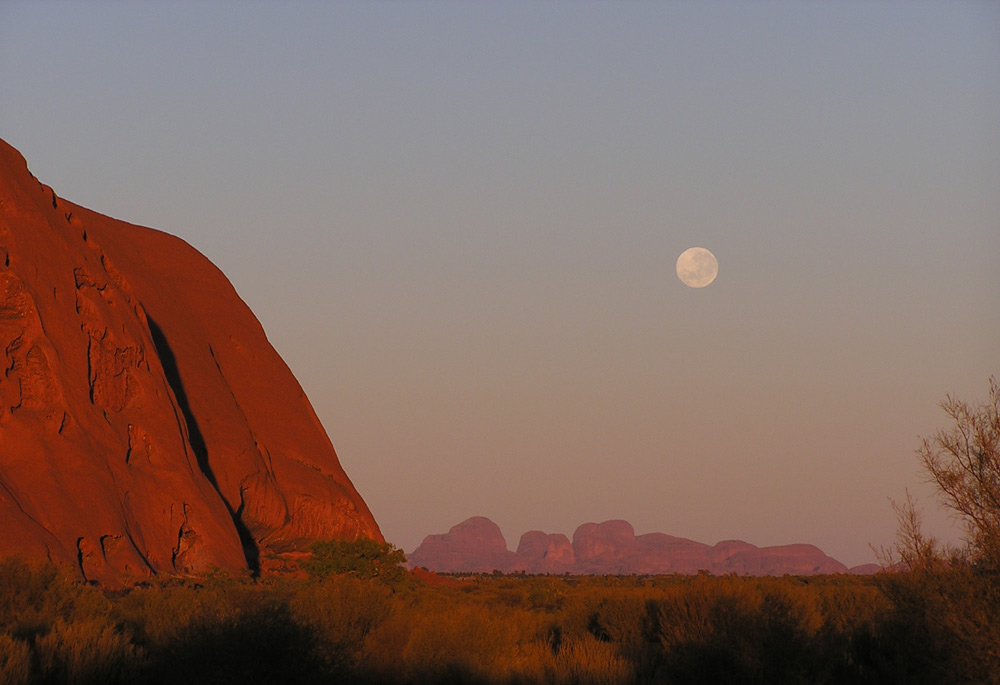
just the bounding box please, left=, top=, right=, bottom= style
left=2, top=2, right=998, bottom=567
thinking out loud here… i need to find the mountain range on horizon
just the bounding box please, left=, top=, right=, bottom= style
left=409, top=517, right=881, bottom=576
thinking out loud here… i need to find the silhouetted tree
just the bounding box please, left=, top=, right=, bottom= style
left=918, top=376, right=1000, bottom=570
left=879, top=378, right=1000, bottom=683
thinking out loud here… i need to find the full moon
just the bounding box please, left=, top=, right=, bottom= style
left=676, top=247, right=718, bottom=288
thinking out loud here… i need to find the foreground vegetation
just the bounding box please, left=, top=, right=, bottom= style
left=1, top=552, right=997, bottom=685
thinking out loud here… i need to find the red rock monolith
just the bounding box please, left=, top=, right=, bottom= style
left=0, top=139, right=381, bottom=584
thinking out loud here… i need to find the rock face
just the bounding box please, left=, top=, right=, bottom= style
left=409, top=517, right=865, bottom=576
left=0, top=139, right=381, bottom=584
left=516, top=531, right=575, bottom=574
left=406, top=517, right=519, bottom=573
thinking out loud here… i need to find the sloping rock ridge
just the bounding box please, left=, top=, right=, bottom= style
left=0, top=139, right=381, bottom=584
left=409, top=517, right=875, bottom=576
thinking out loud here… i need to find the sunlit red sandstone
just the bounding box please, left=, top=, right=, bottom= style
left=0, top=138, right=380, bottom=584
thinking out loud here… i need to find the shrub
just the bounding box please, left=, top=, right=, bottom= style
left=917, top=377, right=1000, bottom=570
left=289, top=575, right=393, bottom=676
left=33, top=619, right=143, bottom=685
left=642, top=577, right=827, bottom=684
left=302, top=538, right=407, bottom=586
left=0, top=556, right=110, bottom=639
left=878, top=565, right=1000, bottom=684
left=147, top=592, right=326, bottom=685
left=877, top=379, right=1000, bottom=682
left=550, top=635, right=634, bottom=685
left=0, top=632, right=32, bottom=685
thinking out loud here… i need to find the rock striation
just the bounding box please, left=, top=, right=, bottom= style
left=0, top=139, right=381, bottom=584
left=409, top=517, right=873, bottom=576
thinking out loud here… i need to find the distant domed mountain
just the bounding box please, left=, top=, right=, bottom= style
left=409, top=517, right=877, bottom=576
left=0, top=138, right=381, bottom=584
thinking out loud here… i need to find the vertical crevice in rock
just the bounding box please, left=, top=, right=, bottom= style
left=75, top=537, right=87, bottom=582
left=85, top=334, right=95, bottom=404
left=171, top=503, right=190, bottom=568
left=99, top=534, right=119, bottom=561
left=146, top=315, right=260, bottom=575
left=122, top=526, right=155, bottom=576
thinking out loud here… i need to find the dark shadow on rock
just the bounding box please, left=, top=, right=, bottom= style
left=147, top=316, right=261, bottom=576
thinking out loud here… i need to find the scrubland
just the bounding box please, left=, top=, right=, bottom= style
left=1, top=552, right=997, bottom=685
